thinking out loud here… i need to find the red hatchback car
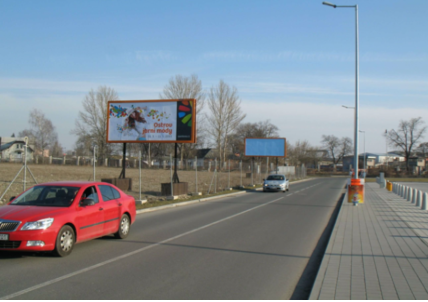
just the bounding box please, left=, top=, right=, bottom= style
left=0, top=181, right=136, bottom=257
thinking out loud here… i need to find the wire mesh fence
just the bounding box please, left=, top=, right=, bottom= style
left=0, top=156, right=307, bottom=203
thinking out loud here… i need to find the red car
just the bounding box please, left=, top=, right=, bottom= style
left=0, top=181, right=136, bottom=257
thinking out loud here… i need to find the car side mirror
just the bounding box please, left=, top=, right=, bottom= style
left=9, top=196, right=16, bottom=202
left=80, top=198, right=96, bottom=206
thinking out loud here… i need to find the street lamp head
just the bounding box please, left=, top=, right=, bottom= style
left=342, top=105, right=355, bottom=109
left=322, top=1, right=337, bottom=8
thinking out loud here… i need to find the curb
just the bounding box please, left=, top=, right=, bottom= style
left=136, top=190, right=247, bottom=214
left=136, top=177, right=315, bottom=215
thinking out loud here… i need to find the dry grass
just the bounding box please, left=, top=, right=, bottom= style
left=0, top=163, right=263, bottom=204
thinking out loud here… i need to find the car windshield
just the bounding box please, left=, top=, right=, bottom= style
left=10, top=186, right=80, bottom=207
left=266, top=175, right=285, bottom=181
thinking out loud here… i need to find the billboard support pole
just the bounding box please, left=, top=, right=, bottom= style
left=119, top=143, right=126, bottom=179
left=173, top=143, right=180, bottom=183
left=276, top=157, right=278, bottom=174
left=251, top=157, right=254, bottom=186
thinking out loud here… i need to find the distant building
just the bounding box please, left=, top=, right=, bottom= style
left=0, top=137, right=35, bottom=162
left=342, top=152, right=406, bottom=172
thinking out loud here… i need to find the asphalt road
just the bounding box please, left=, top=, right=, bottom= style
left=0, top=177, right=346, bottom=300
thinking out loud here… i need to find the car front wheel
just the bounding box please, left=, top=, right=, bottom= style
left=115, top=214, right=131, bottom=239
left=54, top=225, right=75, bottom=257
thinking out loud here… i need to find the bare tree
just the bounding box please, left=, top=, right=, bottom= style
left=385, top=117, right=427, bottom=169
left=50, top=141, right=64, bottom=157
left=228, top=120, right=279, bottom=158
left=72, top=86, right=119, bottom=161
left=288, top=140, right=322, bottom=167
left=416, top=142, right=428, bottom=158
left=159, top=74, right=206, bottom=166
left=207, top=80, right=246, bottom=165
left=321, top=135, right=352, bottom=165
left=19, top=109, right=58, bottom=159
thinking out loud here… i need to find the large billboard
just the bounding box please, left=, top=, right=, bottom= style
left=244, top=138, right=287, bottom=157
left=107, top=99, right=196, bottom=143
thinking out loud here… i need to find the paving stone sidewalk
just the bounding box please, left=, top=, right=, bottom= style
left=310, top=182, right=428, bottom=300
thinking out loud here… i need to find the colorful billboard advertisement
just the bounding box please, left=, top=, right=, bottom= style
left=107, top=99, right=196, bottom=143
left=244, top=138, right=287, bottom=157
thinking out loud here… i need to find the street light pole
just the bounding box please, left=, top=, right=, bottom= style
left=359, top=130, right=365, bottom=178
left=323, top=1, right=359, bottom=180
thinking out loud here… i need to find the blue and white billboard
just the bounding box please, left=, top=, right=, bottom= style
left=244, top=138, right=287, bottom=157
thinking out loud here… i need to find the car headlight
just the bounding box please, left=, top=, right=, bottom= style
left=21, top=218, right=54, bottom=231
left=264, top=184, right=268, bottom=186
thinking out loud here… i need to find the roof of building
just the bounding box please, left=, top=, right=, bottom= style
left=196, top=148, right=212, bottom=158
left=0, top=140, right=34, bottom=152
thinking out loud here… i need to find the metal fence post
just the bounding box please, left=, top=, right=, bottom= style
left=214, top=159, right=217, bottom=193
left=139, top=151, right=142, bottom=201
left=240, top=160, right=242, bottom=187
left=93, top=145, right=97, bottom=181
left=195, top=156, right=198, bottom=194
left=23, top=139, right=28, bottom=191
left=170, top=154, right=173, bottom=197
left=228, top=159, right=230, bottom=189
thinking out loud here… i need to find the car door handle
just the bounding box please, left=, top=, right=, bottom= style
left=118, top=203, right=122, bottom=206
left=99, top=207, right=104, bottom=211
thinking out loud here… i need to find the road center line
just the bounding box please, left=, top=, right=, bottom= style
left=1, top=196, right=285, bottom=300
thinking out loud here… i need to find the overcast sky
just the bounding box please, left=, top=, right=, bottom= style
left=1, top=0, right=428, bottom=154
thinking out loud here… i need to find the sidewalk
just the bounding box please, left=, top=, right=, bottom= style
left=310, top=182, right=428, bottom=300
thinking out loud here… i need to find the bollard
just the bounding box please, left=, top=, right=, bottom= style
left=422, top=193, right=428, bottom=211
left=407, top=187, right=413, bottom=202
left=416, top=190, right=422, bottom=207
left=411, top=188, right=417, bottom=204
left=400, top=185, right=404, bottom=197
left=403, top=186, right=408, bottom=199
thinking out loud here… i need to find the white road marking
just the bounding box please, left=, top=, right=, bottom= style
left=1, top=196, right=286, bottom=300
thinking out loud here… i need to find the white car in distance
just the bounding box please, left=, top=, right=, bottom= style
left=263, top=174, right=289, bottom=193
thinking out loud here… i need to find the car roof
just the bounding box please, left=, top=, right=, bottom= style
left=35, top=181, right=111, bottom=187
left=268, top=174, right=286, bottom=177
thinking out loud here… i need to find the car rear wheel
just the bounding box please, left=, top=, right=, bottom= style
left=115, top=214, right=130, bottom=239
left=53, top=225, right=75, bottom=257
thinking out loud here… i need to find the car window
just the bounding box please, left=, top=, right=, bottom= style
left=11, top=186, right=79, bottom=207
left=18, top=186, right=44, bottom=203
left=99, top=185, right=115, bottom=201
left=111, top=187, right=121, bottom=199
left=266, top=175, right=285, bottom=181
left=81, top=186, right=99, bottom=204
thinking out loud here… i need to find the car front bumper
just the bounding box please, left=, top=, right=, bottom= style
left=0, top=228, right=57, bottom=252
left=263, top=186, right=286, bottom=191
